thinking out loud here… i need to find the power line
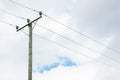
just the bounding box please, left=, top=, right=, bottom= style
left=0, top=9, right=37, bottom=31
left=0, top=9, right=29, bottom=35
left=1, top=8, right=120, bottom=66
left=0, top=20, right=28, bottom=36
left=0, top=20, right=16, bottom=27
left=36, top=24, right=120, bottom=64
left=44, top=15, right=120, bottom=55
left=8, top=0, right=39, bottom=13
left=33, top=32, right=112, bottom=67
left=1, top=7, right=120, bottom=64
left=7, top=0, right=120, bottom=56
left=0, top=9, right=27, bottom=20
left=0, top=9, right=38, bottom=31
left=21, top=29, right=29, bottom=36
left=0, top=19, right=114, bottom=67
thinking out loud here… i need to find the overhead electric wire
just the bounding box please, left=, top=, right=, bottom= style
left=0, top=10, right=116, bottom=67
left=4, top=0, right=120, bottom=66
left=0, top=9, right=38, bottom=32
left=1, top=8, right=120, bottom=64
left=0, top=20, right=28, bottom=36
left=20, top=29, right=29, bottom=36
left=0, top=9, right=27, bottom=20
left=44, top=15, right=120, bottom=55
left=33, top=32, right=111, bottom=67
left=0, top=18, right=111, bottom=67
left=0, top=20, right=16, bottom=27
left=8, top=0, right=39, bottom=13
left=0, top=19, right=114, bottom=67
left=0, top=19, right=110, bottom=67
left=36, top=24, right=120, bottom=64
left=0, top=11, right=28, bottom=35
left=43, top=16, right=120, bottom=56
left=7, top=0, right=120, bottom=56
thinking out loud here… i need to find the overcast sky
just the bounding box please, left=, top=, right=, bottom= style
left=0, top=0, right=120, bottom=80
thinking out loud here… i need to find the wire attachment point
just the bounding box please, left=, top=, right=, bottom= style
left=27, top=19, right=30, bottom=23
left=16, top=26, right=19, bottom=31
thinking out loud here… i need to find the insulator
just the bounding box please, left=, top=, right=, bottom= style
left=39, top=11, right=42, bottom=16
left=16, top=26, right=19, bottom=30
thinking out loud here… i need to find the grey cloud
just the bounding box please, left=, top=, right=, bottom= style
left=72, top=0, right=120, bottom=80
left=74, top=0, right=120, bottom=37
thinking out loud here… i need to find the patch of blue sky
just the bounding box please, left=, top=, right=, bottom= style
left=38, top=56, right=76, bottom=73
left=58, top=56, right=76, bottom=67
left=38, top=63, right=60, bottom=73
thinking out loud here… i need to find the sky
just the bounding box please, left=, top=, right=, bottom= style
left=0, top=0, right=120, bottom=80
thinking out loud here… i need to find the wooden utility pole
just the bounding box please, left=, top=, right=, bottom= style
left=16, top=12, right=42, bottom=80
left=28, top=19, right=32, bottom=80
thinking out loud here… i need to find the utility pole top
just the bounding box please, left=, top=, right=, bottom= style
left=16, top=11, right=42, bottom=32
